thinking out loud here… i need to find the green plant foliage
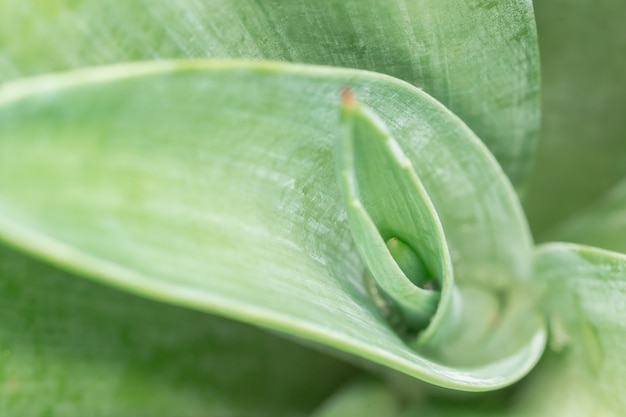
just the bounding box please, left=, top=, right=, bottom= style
left=336, top=93, right=446, bottom=332
left=311, top=379, right=402, bottom=417
left=0, top=0, right=624, bottom=416
left=0, top=245, right=355, bottom=417
left=0, top=0, right=540, bottom=190
left=525, top=0, right=626, bottom=234
left=403, top=244, right=626, bottom=416
left=336, top=95, right=544, bottom=369
left=546, top=178, right=626, bottom=254
left=0, top=61, right=545, bottom=390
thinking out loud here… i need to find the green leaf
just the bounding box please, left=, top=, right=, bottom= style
left=0, top=60, right=544, bottom=389
left=0, top=244, right=355, bottom=417
left=336, top=92, right=446, bottom=334
left=530, top=243, right=626, bottom=415
left=525, top=0, right=626, bottom=234
left=404, top=243, right=626, bottom=416
left=544, top=178, right=626, bottom=254
left=337, top=93, right=544, bottom=373
left=311, top=379, right=401, bottom=417
left=0, top=0, right=540, bottom=189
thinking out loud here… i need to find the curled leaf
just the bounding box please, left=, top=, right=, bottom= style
left=336, top=91, right=447, bottom=335
left=0, top=60, right=544, bottom=389
left=336, top=92, right=545, bottom=368
left=407, top=243, right=626, bottom=416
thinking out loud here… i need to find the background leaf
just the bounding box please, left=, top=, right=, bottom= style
left=544, top=178, right=626, bottom=254
left=0, top=244, right=355, bottom=417
left=0, top=61, right=544, bottom=389
left=525, top=0, right=626, bottom=234
left=337, top=96, right=543, bottom=370
left=0, top=0, right=540, bottom=189
left=312, top=379, right=401, bottom=417
left=403, top=243, right=626, bottom=416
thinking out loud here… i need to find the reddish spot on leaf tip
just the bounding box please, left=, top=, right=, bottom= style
left=341, top=87, right=356, bottom=108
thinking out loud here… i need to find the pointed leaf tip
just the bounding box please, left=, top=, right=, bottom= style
left=341, top=87, right=356, bottom=109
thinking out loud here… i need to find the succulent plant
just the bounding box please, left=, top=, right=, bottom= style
left=1, top=1, right=625, bottom=415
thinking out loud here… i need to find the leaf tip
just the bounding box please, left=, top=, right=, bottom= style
left=341, top=87, right=356, bottom=109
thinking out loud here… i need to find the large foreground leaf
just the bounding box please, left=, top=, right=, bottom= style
left=0, top=61, right=544, bottom=389
left=0, top=244, right=354, bottom=417
left=404, top=243, right=626, bottom=416
left=0, top=0, right=540, bottom=189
